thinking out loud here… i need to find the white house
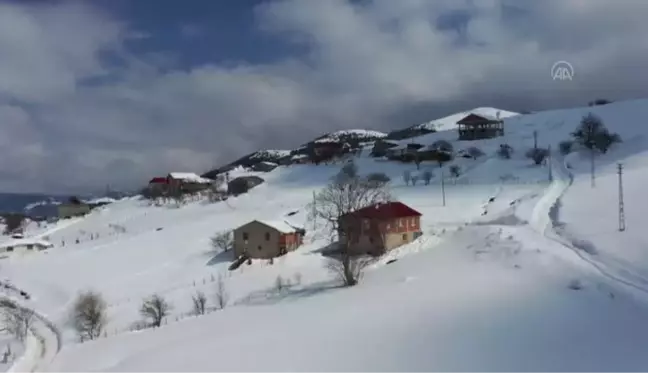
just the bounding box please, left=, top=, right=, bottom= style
left=0, top=238, right=53, bottom=254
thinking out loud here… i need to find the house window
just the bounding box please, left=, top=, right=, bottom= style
left=243, top=232, right=249, bottom=240
left=402, top=233, right=407, bottom=241
left=265, top=232, right=270, bottom=241
left=386, top=223, right=391, bottom=229
left=6, top=247, right=13, bottom=252
left=400, top=219, right=404, bottom=227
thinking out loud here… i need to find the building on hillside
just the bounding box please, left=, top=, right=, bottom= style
left=233, top=220, right=305, bottom=259
left=385, top=143, right=423, bottom=162
left=338, top=201, right=423, bottom=256
left=370, top=139, right=399, bottom=157
left=167, top=172, right=213, bottom=193
left=457, top=113, right=504, bottom=140
left=58, top=199, right=91, bottom=219
left=0, top=238, right=53, bottom=254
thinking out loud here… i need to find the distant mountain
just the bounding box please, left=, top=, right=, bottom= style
left=0, top=193, right=67, bottom=217
left=387, top=107, right=519, bottom=140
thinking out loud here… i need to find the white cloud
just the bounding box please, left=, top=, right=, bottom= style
left=1, top=0, right=648, bottom=194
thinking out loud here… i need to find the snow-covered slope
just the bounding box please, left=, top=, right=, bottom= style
left=5, top=98, right=648, bottom=371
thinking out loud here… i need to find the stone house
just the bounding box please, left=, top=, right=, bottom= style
left=233, top=220, right=305, bottom=259
left=338, top=201, right=423, bottom=256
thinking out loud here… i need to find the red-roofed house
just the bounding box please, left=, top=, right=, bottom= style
left=338, top=201, right=422, bottom=255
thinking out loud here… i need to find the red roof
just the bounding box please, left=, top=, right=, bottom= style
left=344, top=201, right=422, bottom=220
left=149, top=177, right=168, bottom=184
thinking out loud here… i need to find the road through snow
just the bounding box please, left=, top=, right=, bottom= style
left=534, top=156, right=648, bottom=298
left=4, top=298, right=61, bottom=373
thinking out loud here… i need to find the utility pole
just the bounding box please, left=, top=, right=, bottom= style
left=441, top=168, right=446, bottom=207
left=618, top=163, right=626, bottom=232
left=548, top=145, right=553, bottom=182
left=590, top=148, right=596, bottom=188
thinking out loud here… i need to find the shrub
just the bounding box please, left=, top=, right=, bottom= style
left=497, top=144, right=513, bottom=159
left=559, top=140, right=573, bottom=155
left=430, top=140, right=454, bottom=154
left=449, top=165, right=461, bottom=178
left=366, top=172, right=391, bottom=186
left=526, top=147, right=550, bottom=165
left=466, top=147, right=485, bottom=160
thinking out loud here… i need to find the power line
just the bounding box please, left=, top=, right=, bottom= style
left=618, top=163, right=626, bottom=232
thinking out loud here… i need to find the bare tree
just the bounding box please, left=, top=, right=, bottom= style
left=207, top=175, right=226, bottom=202
left=210, top=230, right=233, bottom=253
left=411, top=174, right=419, bottom=186
left=403, top=170, right=411, bottom=186
left=213, top=274, right=229, bottom=310
left=1, top=302, right=34, bottom=342
left=140, top=294, right=171, bottom=328
left=69, top=290, right=107, bottom=342
left=191, top=291, right=207, bottom=315
left=325, top=256, right=371, bottom=287
left=308, top=163, right=391, bottom=286
left=422, top=170, right=433, bottom=185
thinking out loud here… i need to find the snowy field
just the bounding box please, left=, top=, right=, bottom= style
left=4, top=98, right=648, bottom=371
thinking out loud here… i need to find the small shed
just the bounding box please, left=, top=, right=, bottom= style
left=457, top=113, right=504, bottom=141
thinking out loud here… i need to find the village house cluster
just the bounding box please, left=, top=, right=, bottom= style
left=231, top=201, right=422, bottom=263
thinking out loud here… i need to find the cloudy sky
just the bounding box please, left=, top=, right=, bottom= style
left=1, top=0, right=647, bottom=194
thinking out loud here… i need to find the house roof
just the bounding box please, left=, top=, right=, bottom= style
left=0, top=238, right=53, bottom=249
left=168, top=172, right=213, bottom=184
left=456, top=113, right=502, bottom=125
left=343, top=201, right=422, bottom=220
left=149, top=177, right=167, bottom=184
left=253, top=220, right=301, bottom=234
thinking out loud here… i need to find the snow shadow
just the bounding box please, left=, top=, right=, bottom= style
left=234, top=280, right=343, bottom=307
left=206, top=250, right=234, bottom=266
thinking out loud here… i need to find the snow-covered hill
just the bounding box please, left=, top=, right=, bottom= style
left=314, top=129, right=387, bottom=143
left=5, top=98, right=648, bottom=371
left=423, top=107, right=519, bottom=131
